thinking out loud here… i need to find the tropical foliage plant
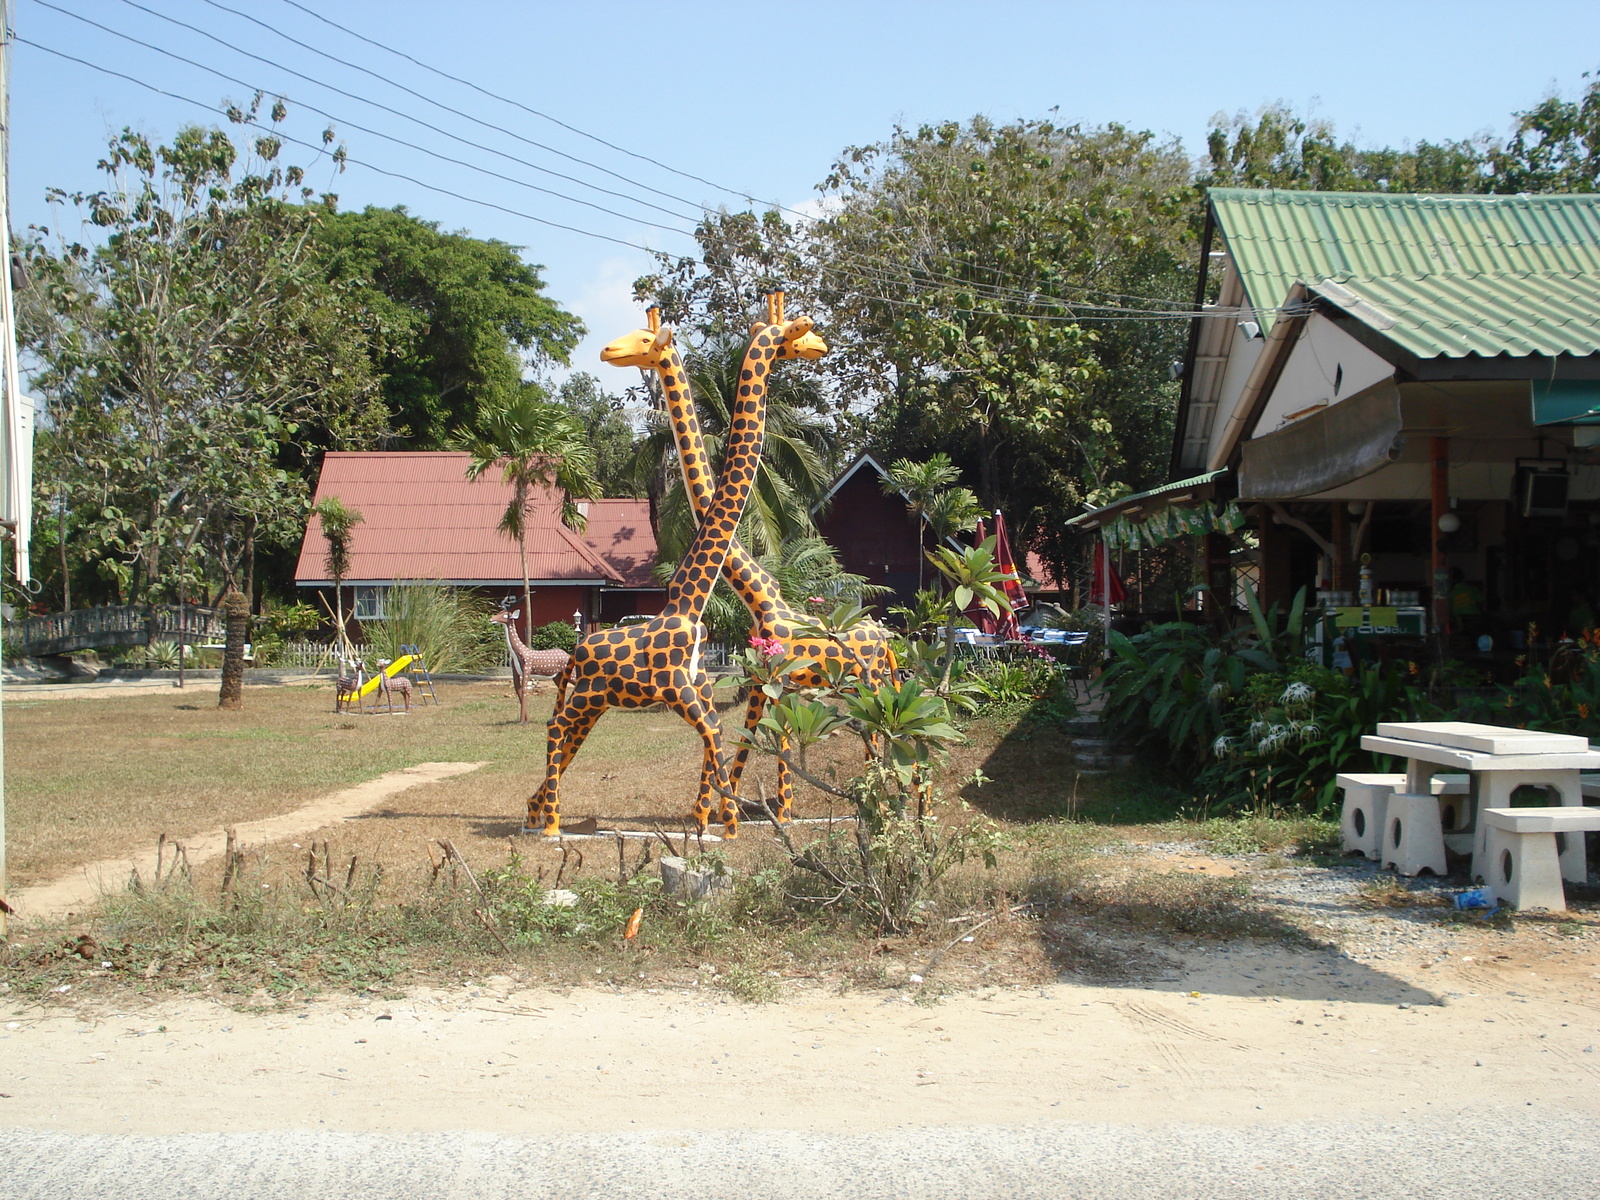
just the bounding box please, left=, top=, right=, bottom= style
left=364, top=582, right=494, bottom=676
left=729, top=618, right=1002, bottom=934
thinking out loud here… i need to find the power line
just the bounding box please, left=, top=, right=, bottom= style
left=35, top=0, right=703, bottom=238
left=16, top=36, right=669, bottom=255
left=93, top=0, right=704, bottom=230
left=265, top=0, right=1184, bottom=313
left=163, top=0, right=1212, bottom=318
left=24, top=34, right=1474, bottom=332
left=189, top=0, right=721, bottom=219
left=275, top=0, right=789, bottom=215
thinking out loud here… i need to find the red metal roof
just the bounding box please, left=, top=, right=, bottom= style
left=294, top=452, right=659, bottom=588
left=1023, top=551, right=1068, bottom=593
left=580, top=498, right=660, bottom=589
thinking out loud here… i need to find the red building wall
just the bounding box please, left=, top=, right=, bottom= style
left=815, top=471, right=928, bottom=611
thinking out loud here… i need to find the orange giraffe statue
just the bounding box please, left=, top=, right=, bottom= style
left=603, top=294, right=897, bottom=823
left=526, top=302, right=825, bottom=837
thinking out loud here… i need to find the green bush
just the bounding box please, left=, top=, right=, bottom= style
left=1099, top=589, right=1418, bottom=814
left=366, top=582, right=494, bottom=675
left=1457, top=630, right=1600, bottom=738
left=529, top=620, right=577, bottom=653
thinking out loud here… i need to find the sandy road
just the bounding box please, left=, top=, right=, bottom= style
left=3, top=945, right=1599, bottom=1198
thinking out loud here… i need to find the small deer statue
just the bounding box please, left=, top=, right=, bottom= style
left=491, top=604, right=571, bottom=724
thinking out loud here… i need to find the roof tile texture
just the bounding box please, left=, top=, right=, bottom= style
left=294, top=452, right=656, bottom=586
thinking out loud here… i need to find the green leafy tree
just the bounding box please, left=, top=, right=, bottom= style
left=1491, top=70, right=1600, bottom=193
left=881, top=454, right=981, bottom=590
left=23, top=101, right=387, bottom=610
left=314, top=205, right=585, bottom=447
left=460, top=390, right=599, bottom=644
left=1201, top=105, right=1490, bottom=193
left=813, top=119, right=1194, bottom=528
left=556, top=372, right=640, bottom=498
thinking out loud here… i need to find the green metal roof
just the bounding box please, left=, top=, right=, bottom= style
left=1210, top=189, right=1600, bottom=360
left=1066, top=469, right=1228, bottom=528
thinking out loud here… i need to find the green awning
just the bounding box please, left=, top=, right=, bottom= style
left=1532, top=379, right=1600, bottom=427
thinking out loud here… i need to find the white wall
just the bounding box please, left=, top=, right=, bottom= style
left=1251, top=316, right=1395, bottom=437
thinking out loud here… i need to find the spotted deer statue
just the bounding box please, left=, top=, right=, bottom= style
left=525, top=300, right=826, bottom=837
left=374, top=660, right=414, bottom=712
left=492, top=607, right=571, bottom=724
left=603, top=295, right=895, bottom=822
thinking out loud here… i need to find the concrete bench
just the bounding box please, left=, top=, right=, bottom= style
left=1339, top=773, right=1468, bottom=861
left=1481, top=806, right=1600, bottom=912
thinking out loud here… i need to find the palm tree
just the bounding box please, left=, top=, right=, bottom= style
left=633, top=332, right=835, bottom=566
left=460, top=388, right=599, bottom=644
left=882, top=454, right=982, bottom=588
left=312, top=495, right=363, bottom=662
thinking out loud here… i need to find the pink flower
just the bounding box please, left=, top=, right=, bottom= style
left=749, top=635, right=785, bottom=659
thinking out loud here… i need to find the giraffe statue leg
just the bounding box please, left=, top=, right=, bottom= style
left=726, top=687, right=795, bottom=824
left=527, top=691, right=607, bottom=835
left=663, top=688, right=737, bottom=838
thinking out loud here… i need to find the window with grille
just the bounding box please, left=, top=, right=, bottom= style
left=353, top=586, right=388, bottom=620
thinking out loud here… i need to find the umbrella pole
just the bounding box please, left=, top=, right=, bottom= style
left=1101, top=535, right=1112, bottom=665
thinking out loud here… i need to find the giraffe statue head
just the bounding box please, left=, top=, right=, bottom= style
left=600, top=306, right=675, bottom=368
left=754, top=292, right=828, bottom=360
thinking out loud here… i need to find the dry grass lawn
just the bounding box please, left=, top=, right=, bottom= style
left=6, top=677, right=1006, bottom=892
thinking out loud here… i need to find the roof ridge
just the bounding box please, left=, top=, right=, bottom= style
left=1210, top=187, right=1600, bottom=206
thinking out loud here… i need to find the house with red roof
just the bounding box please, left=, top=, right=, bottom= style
left=293, top=451, right=665, bottom=631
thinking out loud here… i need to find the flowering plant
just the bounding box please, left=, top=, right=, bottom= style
left=748, top=634, right=785, bottom=659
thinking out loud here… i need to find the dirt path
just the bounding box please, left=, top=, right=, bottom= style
left=3, top=944, right=1598, bottom=1138
left=8, top=761, right=486, bottom=921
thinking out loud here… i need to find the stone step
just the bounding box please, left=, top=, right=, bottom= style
left=1074, top=753, right=1135, bottom=771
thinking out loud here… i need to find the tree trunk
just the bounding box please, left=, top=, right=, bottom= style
left=939, top=606, right=960, bottom=694
left=334, top=581, right=348, bottom=661
left=57, top=489, right=70, bottom=613
left=242, top=515, right=256, bottom=615
left=519, top=521, right=533, bottom=647
left=217, top=589, right=250, bottom=710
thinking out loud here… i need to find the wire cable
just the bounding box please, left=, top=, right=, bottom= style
left=92, top=0, right=704, bottom=230
left=16, top=36, right=670, bottom=256
left=36, top=0, right=703, bottom=238
left=188, top=0, right=723, bottom=218
left=266, top=0, right=1209, bottom=314
left=275, top=0, right=788, bottom=214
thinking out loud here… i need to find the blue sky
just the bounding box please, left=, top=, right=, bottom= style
left=13, top=0, right=1600, bottom=378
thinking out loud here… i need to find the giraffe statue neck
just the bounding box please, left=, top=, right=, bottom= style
left=656, top=340, right=794, bottom=627
left=660, top=324, right=773, bottom=623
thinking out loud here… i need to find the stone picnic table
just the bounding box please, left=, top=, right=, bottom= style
left=1358, top=721, right=1600, bottom=904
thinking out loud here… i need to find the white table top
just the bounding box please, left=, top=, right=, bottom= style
left=1360, top=735, right=1600, bottom=772
left=1374, top=721, right=1588, bottom=756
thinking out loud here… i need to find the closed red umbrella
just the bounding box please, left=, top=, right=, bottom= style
left=1090, top=540, right=1126, bottom=607
left=989, top=510, right=1027, bottom=640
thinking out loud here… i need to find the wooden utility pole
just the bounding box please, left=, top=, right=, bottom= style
left=0, top=0, right=16, bottom=938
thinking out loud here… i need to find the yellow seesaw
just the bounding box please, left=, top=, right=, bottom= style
left=352, top=654, right=416, bottom=699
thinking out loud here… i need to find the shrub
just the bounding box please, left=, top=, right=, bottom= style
left=1456, top=628, right=1600, bottom=738
left=529, top=620, right=577, bottom=653
left=1100, top=588, right=1419, bottom=814
left=366, top=582, right=493, bottom=675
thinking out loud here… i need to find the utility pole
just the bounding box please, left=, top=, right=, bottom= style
left=0, top=0, right=18, bottom=938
